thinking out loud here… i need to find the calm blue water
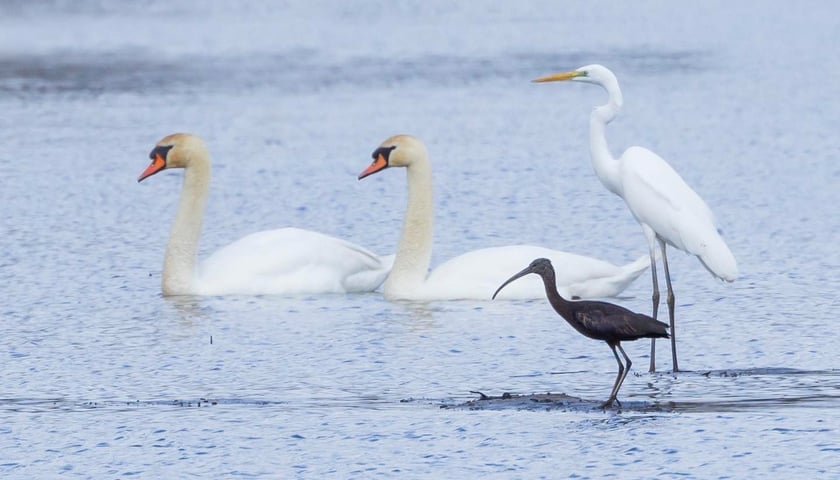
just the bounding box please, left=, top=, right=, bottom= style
left=1, top=1, right=838, bottom=478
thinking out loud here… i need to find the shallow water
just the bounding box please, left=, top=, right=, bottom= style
left=2, top=1, right=839, bottom=478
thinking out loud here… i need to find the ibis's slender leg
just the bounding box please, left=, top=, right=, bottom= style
left=614, top=343, right=633, bottom=402
left=659, top=239, right=678, bottom=372
left=603, top=342, right=625, bottom=408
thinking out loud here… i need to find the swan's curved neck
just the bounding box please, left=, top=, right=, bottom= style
left=589, top=78, right=624, bottom=196
left=384, top=155, right=434, bottom=296
left=163, top=158, right=210, bottom=295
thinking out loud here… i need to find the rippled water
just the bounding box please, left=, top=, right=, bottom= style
left=2, top=1, right=839, bottom=478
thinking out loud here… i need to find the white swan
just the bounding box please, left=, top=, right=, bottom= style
left=138, top=133, right=393, bottom=296
left=357, top=134, right=649, bottom=301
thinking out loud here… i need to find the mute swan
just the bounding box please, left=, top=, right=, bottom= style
left=138, top=133, right=393, bottom=296
left=357, top=134, right=649, bottom=301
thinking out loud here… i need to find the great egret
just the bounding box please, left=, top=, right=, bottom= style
left=493, top=258, right=669, bottom=408
left=534, top=65, right=737, bottom=372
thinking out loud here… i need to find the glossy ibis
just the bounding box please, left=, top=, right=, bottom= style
left=493, top=258, right=670, bottom=408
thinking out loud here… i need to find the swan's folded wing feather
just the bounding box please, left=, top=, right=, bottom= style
left=197, top=227, right=391, bottom=294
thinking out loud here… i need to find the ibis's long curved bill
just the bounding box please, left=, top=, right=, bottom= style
left=532, top=71, right=584, bottom=83
left=492, top=265, right=536, bottom=299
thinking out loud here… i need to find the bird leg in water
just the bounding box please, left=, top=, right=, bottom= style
left=604, top=342, right=634, bottom=409
left=603, top=342, right=626, bottom=408
left=649, top=246, right=661, bottom=373
left=660, top=241, right=678, bottom=372
left=615, top=343, right=632, bottom=399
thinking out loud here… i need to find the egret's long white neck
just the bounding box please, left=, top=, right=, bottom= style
left=384, top=154, right=434, bottom=297
left=162, top=158, right=210, bottom=295
left=589, top=76, right=624, bottom=196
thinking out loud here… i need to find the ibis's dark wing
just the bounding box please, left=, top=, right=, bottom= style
left=574, top=307, right=669, bottom=341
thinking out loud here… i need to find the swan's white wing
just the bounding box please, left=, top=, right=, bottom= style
left=196, top=227, right=392, bottom=294
left=419, top=245, right=647, bottom=300
left=619, top=146, right=737, bottom=280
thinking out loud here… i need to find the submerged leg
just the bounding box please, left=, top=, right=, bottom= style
left=643, top=227, right=660, bottom=373
left=602, top=342, right=625, bottom=408
left=614, top=343, right=633, bottom=404
left=660, top=239, right=678, bottom=372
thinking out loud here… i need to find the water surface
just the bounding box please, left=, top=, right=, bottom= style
left=1, top=1, right=838, bottom=478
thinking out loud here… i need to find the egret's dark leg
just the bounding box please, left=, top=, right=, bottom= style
left=602, top=342, right=625, bottom=408
left=645, top=232, right=661, bottom=373
left=660, top=240, right=678, bottom=372
left=614, top=343, right=633, bottom=404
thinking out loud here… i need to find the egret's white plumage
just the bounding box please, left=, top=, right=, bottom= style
left=619, top=146, right=736, bottom=280
left=535, top=65, right=737, bottom=371
left=138, top=133, right=393, bottom=296
left=358, top=134, right=649, bottom=301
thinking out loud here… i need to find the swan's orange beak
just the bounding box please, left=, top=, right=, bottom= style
left=358, top=154, right=388, bottom=180
left=532, top=71, right=584, bottom=83
left=138, top=154, right=167, bottom=182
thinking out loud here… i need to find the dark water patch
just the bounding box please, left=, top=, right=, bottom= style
left=0, top=397, right=286, bottom=413
left=682, top=367, right=840, bottom=378
left=0, top=397, right=67, bottom=412
left=437, top=391, right=641, bottom=412
left=0, top=0, right=168, bottom=16
left=79, top=398, right=287, bottom=409
left=0, top=395, right=421, bottom=413
left=432, top=368, right=840, bottom=412
left=0, top=48, right=711, bottom=96
left=435, top=389, right=840, bottom=413
left=0, top=49, right=318, bottom=96
left=663, top=394, right=840, bottom=413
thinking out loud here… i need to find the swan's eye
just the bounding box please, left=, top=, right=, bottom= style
left=371, top=145, right=397, bottom=162
left=149, top=144, right=174, bottom=161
